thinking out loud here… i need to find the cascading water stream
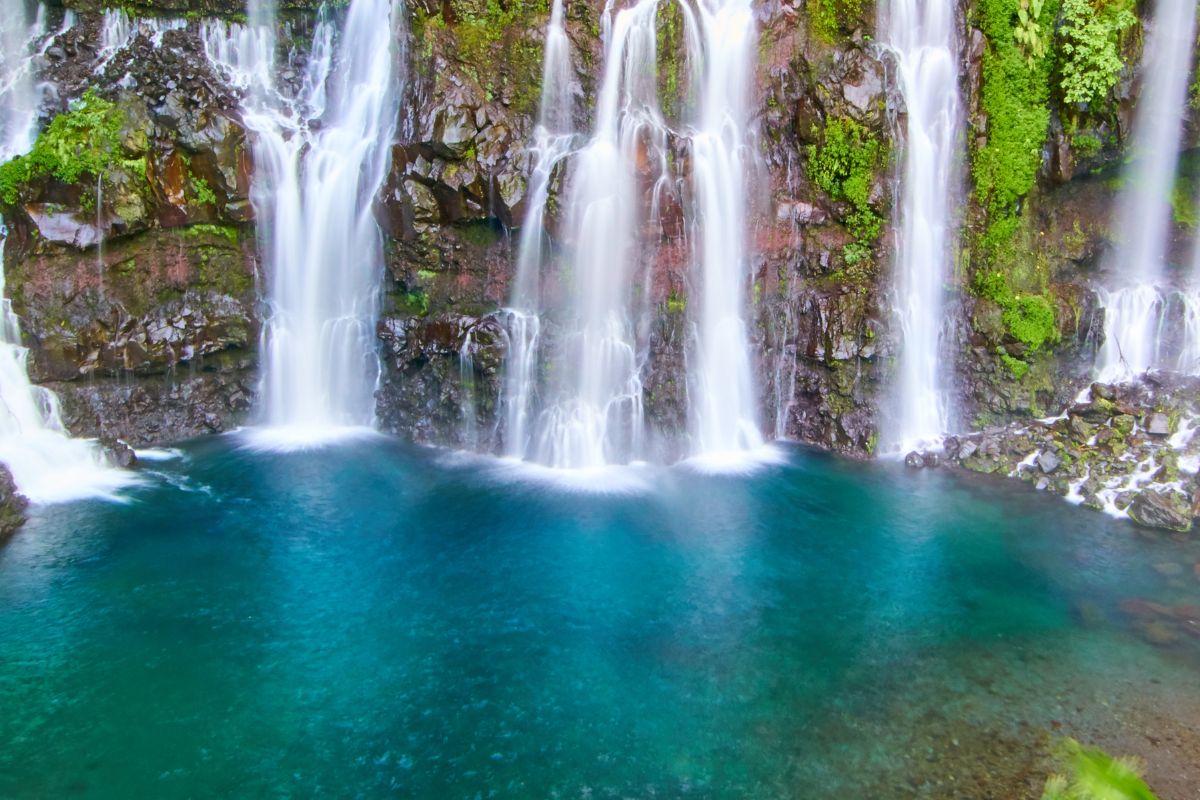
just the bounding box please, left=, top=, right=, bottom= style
left=204, top=0, right=404, bottom=447
left=502, top=0, right=768, bottom=469
left=500, top=0, right=573, bottom=460
left=1095, top=0, right=1197, bottom=382
left=530, top=0, right=668, bottom=469
left=879, top=0, right=962, bottom=454
left=0, top=2, right=132, bottom=503
left=685, top=0, right=763, bottom=462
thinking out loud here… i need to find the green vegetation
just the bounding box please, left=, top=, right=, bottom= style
left=399, top=288, right=430, bottom=317
left=807, top=117, right=886, bottom=271
left=419, top=0, right=548, bottom=113
left=1013, top=0, right=1049, bottom=63
left=974, top=259, right=1059, bottom=354
left=656, top=1, right=688, bottom=122
left=973, top=0, right=1059, bottom=216
left=1193, top=56, right=1200, bottom=109
left=191, top=175, right=218, bottom=207
left=0, top=90, right=125, bottom=205
left=969, top=0, right=1063, bottom=371
left=1041, top=739, right=1159, bottom=800
left=1172, top=177, right=1198, bottom=229
left=807, top=0, right=865, bottom=43
left=1057, top=0, right=1138, bottom=108
left=455, top=219, right=503, bottom=247
left=1002, top=293, right=1057, bottom=351
left=1000, top=352, right=1030, bottom=380
left=1070, top=132, right=1102, bottom=159
left=180, top=224, right=240, bottom=244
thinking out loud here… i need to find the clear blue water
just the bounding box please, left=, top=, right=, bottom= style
left=1, top=437, right=1198, bottom=798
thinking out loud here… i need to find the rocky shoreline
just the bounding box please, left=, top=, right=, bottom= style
left=903, top=375, right=1200, bottom=533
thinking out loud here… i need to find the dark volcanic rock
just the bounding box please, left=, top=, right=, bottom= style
left=0, top=466, right=28, bottom=539
left=51, top=369, right=255, bottom=447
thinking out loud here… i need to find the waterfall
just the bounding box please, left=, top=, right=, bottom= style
left=686, top=0, right=763, bottom=461
left=500, top=0, right=573, bottom=459
left=1, top=1, right=45, bottom=158
left=879, top=0, right=962, bottom=454
left=1175, top=288, right=1200, bottom=373
left=0, top=2, right=132, bottom=503
left=501, top=0, right=767, bottom=469
left=1095, top=0, right=1197, bottom=383
left=530, top=0, right=667, bottom=469
left=95, top=9, right=136, bottom=70
left=458, top=329, right=478, bottom=449
left=204, top=0, right=404, bottom=447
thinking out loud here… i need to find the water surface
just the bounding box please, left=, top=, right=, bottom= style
left=1, top=438, right=1198, bottom=798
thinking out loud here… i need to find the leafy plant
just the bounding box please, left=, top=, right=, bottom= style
left=1040, top=739, right=1159, bottom=800
left=191, top=175, right=218, bottom=207
left=1058, top=0, right=1138, bottom=108
left=0, top=89, right=125, bottom=205
left=1014, top=0, right=1049, bottom=63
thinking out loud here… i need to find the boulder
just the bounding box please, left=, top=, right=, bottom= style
left=24, top=204, right=107, bottom=248
left=1145, top=412, right=1171, bottom=436
left=103, top=439, right=138, bottom=469
left=1127, top=490, right=1194, bottom=533
left=1069, top=398, right=1115, bottom=424
left=1037, top=450, right=1061, bottom=474
left=904, top=451, right=924, bottom=469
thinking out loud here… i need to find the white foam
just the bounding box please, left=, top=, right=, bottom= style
left=678, top=443, right=789, bottom=475
left=236, top=425, right=385, bottom=453
left=134, top=447, right=185, bottom=462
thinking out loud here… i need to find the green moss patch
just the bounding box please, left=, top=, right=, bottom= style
left=807, top=117, right=887, bottom=274
left=807, top=0, right=866, bottom=44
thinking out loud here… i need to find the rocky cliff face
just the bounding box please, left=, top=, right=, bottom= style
left=3, top=0, right=1200, bottom=525
left=2, top=11, right=257, bottom=445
